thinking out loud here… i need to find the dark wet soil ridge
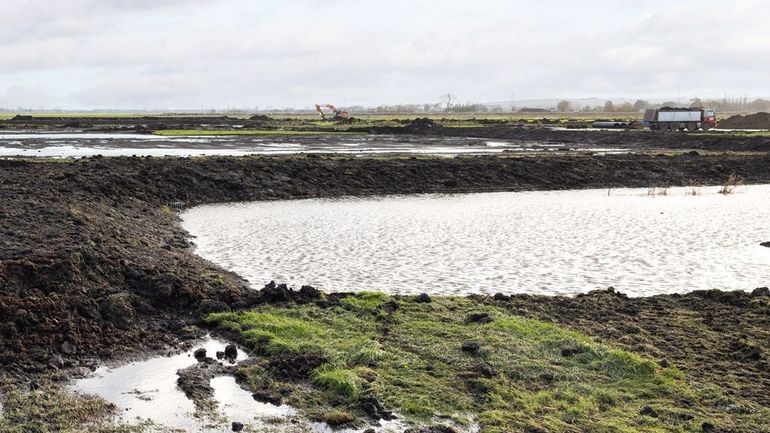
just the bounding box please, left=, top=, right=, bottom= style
left=0, top=115, right=265, bottom=132
left=719, top=112, right=770, bottom=130
left=371, top=120, right=770, bottom=152
left=1, top=154, right=769, bottom=405
left=3, top=114, right=770, bottom=152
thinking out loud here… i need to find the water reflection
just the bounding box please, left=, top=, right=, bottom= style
left=182, top=186, right=770, bottom=297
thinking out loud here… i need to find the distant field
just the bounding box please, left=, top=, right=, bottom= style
left=0, top=112, right=247, bottom=120
left=0, top=111, right=755, bottom=122
left=154, top=129, right=365, bottom=136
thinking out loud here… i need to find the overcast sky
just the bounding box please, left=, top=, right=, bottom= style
left=1, top=0, right=768, bottom=110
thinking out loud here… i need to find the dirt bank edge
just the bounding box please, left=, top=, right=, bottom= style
left=1, top=153, right=769, bottom=404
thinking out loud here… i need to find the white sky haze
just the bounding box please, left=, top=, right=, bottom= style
left=1, top=0, right=768, bottom=109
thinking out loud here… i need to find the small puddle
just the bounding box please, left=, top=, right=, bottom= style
left=311, top=419, right=411, bottom=433
left=71, top=336, right=296, bottom=432
left=70, top=337, right=412, bottom=432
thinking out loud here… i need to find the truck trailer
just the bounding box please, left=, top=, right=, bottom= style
left=643, top=107, right=717, bottom=131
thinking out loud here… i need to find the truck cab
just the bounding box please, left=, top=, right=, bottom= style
left=702, top=109, right=717, bottom=130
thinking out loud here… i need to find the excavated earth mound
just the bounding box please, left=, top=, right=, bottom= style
left=719, top=112, right=770, bottom=130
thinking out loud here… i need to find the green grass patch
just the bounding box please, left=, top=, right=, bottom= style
left=153, top=129, right=363, bottom=136
left=312, top=366, right=364, bottom=399
left=206, top=293, right=770, bottom=432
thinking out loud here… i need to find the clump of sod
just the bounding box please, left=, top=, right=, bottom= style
left=206, top=293, right=770, bottom=432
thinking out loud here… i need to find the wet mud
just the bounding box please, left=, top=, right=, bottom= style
left=1, top=153, right=769, bottom=411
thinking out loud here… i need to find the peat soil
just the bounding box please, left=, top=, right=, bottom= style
left=1, top=153, right=769, bottom=407
left=477, top=288, right=770, bottom=407
left=0, top=115, right=265, bottom=132
left=3, top=115, right=770, bottom=153
left=719, top=112, right=770, bottom=130
left=370, top=119, right=770, bottom=152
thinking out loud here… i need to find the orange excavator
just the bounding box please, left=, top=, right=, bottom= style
left=315, top=103, right=351, bottom=121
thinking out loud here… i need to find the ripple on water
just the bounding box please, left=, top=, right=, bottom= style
left=182, top=186, right=770, bottom=297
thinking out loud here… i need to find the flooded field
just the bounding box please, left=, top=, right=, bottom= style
left=70, top=337, right=281, bottom=432
left=183, top=186, right=770, bottom=297
left=70, top=336, right=410, bottom=432
left=0, top=131, right=624, bottom=157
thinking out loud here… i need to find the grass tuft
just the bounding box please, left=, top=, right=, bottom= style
left=311, top=366, right=363, bottom=399
left=719, top=173, right=744, bottom=195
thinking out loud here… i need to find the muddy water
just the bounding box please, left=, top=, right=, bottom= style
left=71, top=337, right=295, bottom=432
left=0, top=131, right=624, bottom=157
left=70, top=337, right=410, bottom=432
left=182, top=186, right=770, bottom=297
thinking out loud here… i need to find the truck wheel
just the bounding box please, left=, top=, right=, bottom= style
left=702, top=124, right=712, bottom=131
left=687, top=123, right=697, bottom=132
left=667, top=123, right=676, bottom=132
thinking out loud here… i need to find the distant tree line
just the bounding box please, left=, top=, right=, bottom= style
left=554, top=98, right=770, bottom=113
left=3, top=96, right=768, bottom=116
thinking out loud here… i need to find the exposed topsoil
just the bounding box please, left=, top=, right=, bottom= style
left=3, top=114, right=770, bottom=153
left=371, top=119, right=770, bottom=152
left=1, top=153, right=769, bottom=411
left=719, top=112, right=770, bottom=130
left=1, top=115, right=255, bottom=132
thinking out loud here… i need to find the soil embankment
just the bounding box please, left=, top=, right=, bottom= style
left=1, top=153, right=769, bottom=407
left=371, top=119, right=770, bottom=152
left=719, top=112, right=770, bottom=130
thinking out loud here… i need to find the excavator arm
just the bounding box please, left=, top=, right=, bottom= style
left=315, top=104, right=326, bottom=120
left=314, top=103, right=351, bottom=121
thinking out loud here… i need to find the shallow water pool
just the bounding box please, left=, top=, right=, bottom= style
left=182, top=186, right=770, bottom=297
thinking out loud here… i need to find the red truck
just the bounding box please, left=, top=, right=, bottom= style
left=643, top=107, right=717, bottom=131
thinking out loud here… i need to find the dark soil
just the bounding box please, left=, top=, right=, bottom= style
left=719, top=112, right=770, bottom=130
left=1, top=153, right=769, bottom=408
left=369, top=122, right=770, bottom=152
left=1, top=115, right=256, bottom=132
left=476, top=288, right=770, bottom=407
left=3, top=114, right=770, bottom=152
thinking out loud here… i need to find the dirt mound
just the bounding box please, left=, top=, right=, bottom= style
left=403, top=118, right=443, bottom=134
left=719, top=112, right=770, bottom=129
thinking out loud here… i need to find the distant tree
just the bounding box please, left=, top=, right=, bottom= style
left=660, top=101, right=678, bottom=108
left=633, top=100, right=649, bottom=111
left=618, top=102, right=635, bottom=112
left=603, top=100, right=615, bottom=112
left=440, top=94, right=456, bottom=111
left=449, top=102, right=488, bottom=113
left=581, top=105, right=593, bottom=112
left=556, top=100, right=572, bottom=112
left=690, top=97, right=703, bottom=107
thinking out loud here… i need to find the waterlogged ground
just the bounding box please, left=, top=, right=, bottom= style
left=70, top=337, right=288, bottom=432
left=0, top=131, right=624, bottom=157
left=183, top=186, right=770, bottom=296
left=203, top=293, right=770, bottom=433
left=67, top=337, right=409, bottom=433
